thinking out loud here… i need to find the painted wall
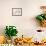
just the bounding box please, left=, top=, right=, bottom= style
left=0, top=0, right=46, bottom=41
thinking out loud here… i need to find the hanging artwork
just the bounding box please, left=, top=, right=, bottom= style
left=12, top=8, right=22, bottom=16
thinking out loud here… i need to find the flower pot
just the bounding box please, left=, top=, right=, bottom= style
left=7, top=39, right=12, bottom=44
left=11, top=36, right=17, bottom=44
left=41, top=20, right=46, bottom=27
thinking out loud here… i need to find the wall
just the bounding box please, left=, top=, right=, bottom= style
left=0, top=0, right=46, bottom=39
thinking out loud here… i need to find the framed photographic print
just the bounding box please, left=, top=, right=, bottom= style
left=12, top=8, right=22, bottom=16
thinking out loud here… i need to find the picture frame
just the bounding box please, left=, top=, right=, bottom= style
left=12, top=8, right=22, bottom=16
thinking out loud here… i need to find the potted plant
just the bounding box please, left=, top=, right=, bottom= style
left=5, top=26, right=18, bottom=43
left=36, top=6, right=46, bottom=27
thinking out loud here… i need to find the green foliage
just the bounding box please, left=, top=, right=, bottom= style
left=5, top=26, right=18, bottom=38
left=44, top=15, right=46, bottom=20
left=36, top=15, right=44, bottom=21
left=36, top=14, right=46, bottom=21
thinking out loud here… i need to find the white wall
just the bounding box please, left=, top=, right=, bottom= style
left=0, top=0, right=46, bottom=38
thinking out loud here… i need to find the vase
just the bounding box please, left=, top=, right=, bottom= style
left=11, top=36, right=17, bottom=44
left=7, top=39, right=12, bottom=44
left=41, top=20, right=46, bottom=27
